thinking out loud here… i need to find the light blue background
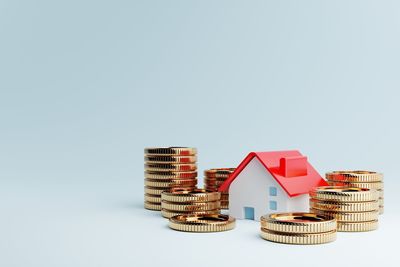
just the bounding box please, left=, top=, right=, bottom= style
left=1, top=1, right=399, bottom=267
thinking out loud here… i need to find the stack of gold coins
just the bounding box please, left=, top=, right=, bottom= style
left=326, top=171, right=384, bottom=214
left=310, top=186, right=379, bottom=232
left=144, top=147, right=198, bottom=211
left=169, top=214, right=236, bottom=232
left=161, top=189, right=221, bottom=219
left=204, top=168, right=235, bottom=209
left=260, top=213, right=337, bottom=245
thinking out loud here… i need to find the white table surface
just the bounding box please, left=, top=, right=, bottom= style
left=1, top=178, right=397, bottom=267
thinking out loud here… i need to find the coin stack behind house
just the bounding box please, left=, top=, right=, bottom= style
left=161, top=189, right=221, bottom=219
left=204, top=168, right=235, bottom=209
left=260, top=213, right=337, bottom=245
left=326, top=171, right=384, bottom=214
left=144, top=147, right=198, bottom=211
left=310, top=186, right=379, bottom=232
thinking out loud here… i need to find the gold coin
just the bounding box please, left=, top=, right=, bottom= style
left=144, top=201, right=162, bottom=211
left=326, top=171, right=383, bottom=182
left=204, top=177, right=227, bottom=185
left=260, top=212, right=337, bottom=234
left=220, top=194, right=229, bottom=201
left=220, top=203, right=229, bottom=209
left=327, top=181, right=383, bottom=190
left=144, top=147, right=197, bottom=156
left=145, top=163, right=197, bottom=172
left=310, top=208, right=379, bottom=222
left=144, top=194, right=162, bottom=203
left=220, top=200, right=229, bottom=208
left=379, top=198, right=384, bottom=206
left=161, top=200, right=220, bottom=212
left=144, top=178, right=197, bottom=188
left=161, top=189, right=220, bottom=203
left=144, top=186, right=167, bottom=195
left=144, top=171, right=197, bottom=180
left=260, top=228, right=336, bottom=245
left=144, top=155, right=197, bottom=164
left=204, top=168, right=235, bottom=178
left=310, top=186, right=379, bottom=202
left=378, top=189, right=384, bottom=198
left=337, top=220, right=378, bottom=232
left=168, top=214, right=235, bottom=232
left=161, top=209, right=220, bottom=219
left=379, top=206, right=384, bottom=214
left=204, top=186, right=220, bottom=192
left=145, top=186, right=195, bottom=195
left=310, top=198, right=379, bottom=212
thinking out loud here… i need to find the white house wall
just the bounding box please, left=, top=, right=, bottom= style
left=287, top=194, right=309, bottom=212
left=229, top=157, right=311, bottom=221
left=229, top=157, right=288, bottom=221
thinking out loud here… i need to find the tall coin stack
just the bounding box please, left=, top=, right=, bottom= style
left=260, top=213, right=337, bottom=245
left=326, top=171, right=384, bottom=214
left=161, top=189, right=221, bottom=218
left=144, top=147, right=198, bottom=211
left=310, top=186, right=380, bottom=232
left=204, top=168, right=235, bottom=209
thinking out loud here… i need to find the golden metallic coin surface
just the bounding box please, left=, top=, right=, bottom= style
left=220, top=203, right=229, bottom=209
left=260, top=212, right=337, bottom=233
left=144, top=155, right=197, bottom=164
left=220, top=200, right=229, bottom=205
left=379, top=206, right=384, bottom=214
left=145, top=163, right=197, bottom=172
left=204, top=186, right=220, bottom=192
left=161, top=200, right=220, bottom=212
left=145, top=186, right=195, bottom=195
left=144, top=171, right=197, bottom=180
left=310, top=186, right=379, bottom=202
left=260, top=228, right=336, bottom=245
left=144, top=178, right=197, bottom=188
left=161, top=189, right=221, bottom=203
left=144, top=194, right=162, bottom=203
left=144, top=147, right=197, bottom=156
left=220, top=194, right=229, bottom=201
left=144, top=186, right=168, bottom=195
left=326, top=171, right=383, bottom=183
left=310, top=208, right=379, bottom=222
left=161, top=209, right=220, bottom=219
left=310, top=198, right=379, bottom=212
left=144, top=201, right=162, bottom=211
left=327, top=181, right=383, bottom=190
left=204, top=178, right=227, bottom=185
left=337, top=220, right=378, bottom=232
left=168, top=214, right=235, bottom=232
left=204, top=168, right=235, bottom=178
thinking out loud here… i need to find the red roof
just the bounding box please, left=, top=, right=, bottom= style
left=218, top=150, right=328, bottom=197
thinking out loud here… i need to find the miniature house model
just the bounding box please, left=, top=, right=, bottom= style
left=219, top=150, right=328, bottom=221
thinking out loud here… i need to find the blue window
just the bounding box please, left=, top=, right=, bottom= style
left=269, top=186, right=277, bottom=196
left=244, top=207, right=255, bottom=220
left=269, top=201, right=277, bottom=210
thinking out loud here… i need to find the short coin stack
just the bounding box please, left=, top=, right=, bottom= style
left=310, top=186, right=379, bottom=232
left=169, top=214, right=235, bottom=232
left=260, top=213, right=337, bottom=245
left=144, top=147, right=198, bottom=211
left=326, top=171, right=384, bottom=214
left=204, top=168, right=235, bottom=209
left=161, top=189, right=221, bottom=219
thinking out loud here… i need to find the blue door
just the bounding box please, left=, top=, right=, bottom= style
left=244, top=207, right=255, bottom=220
